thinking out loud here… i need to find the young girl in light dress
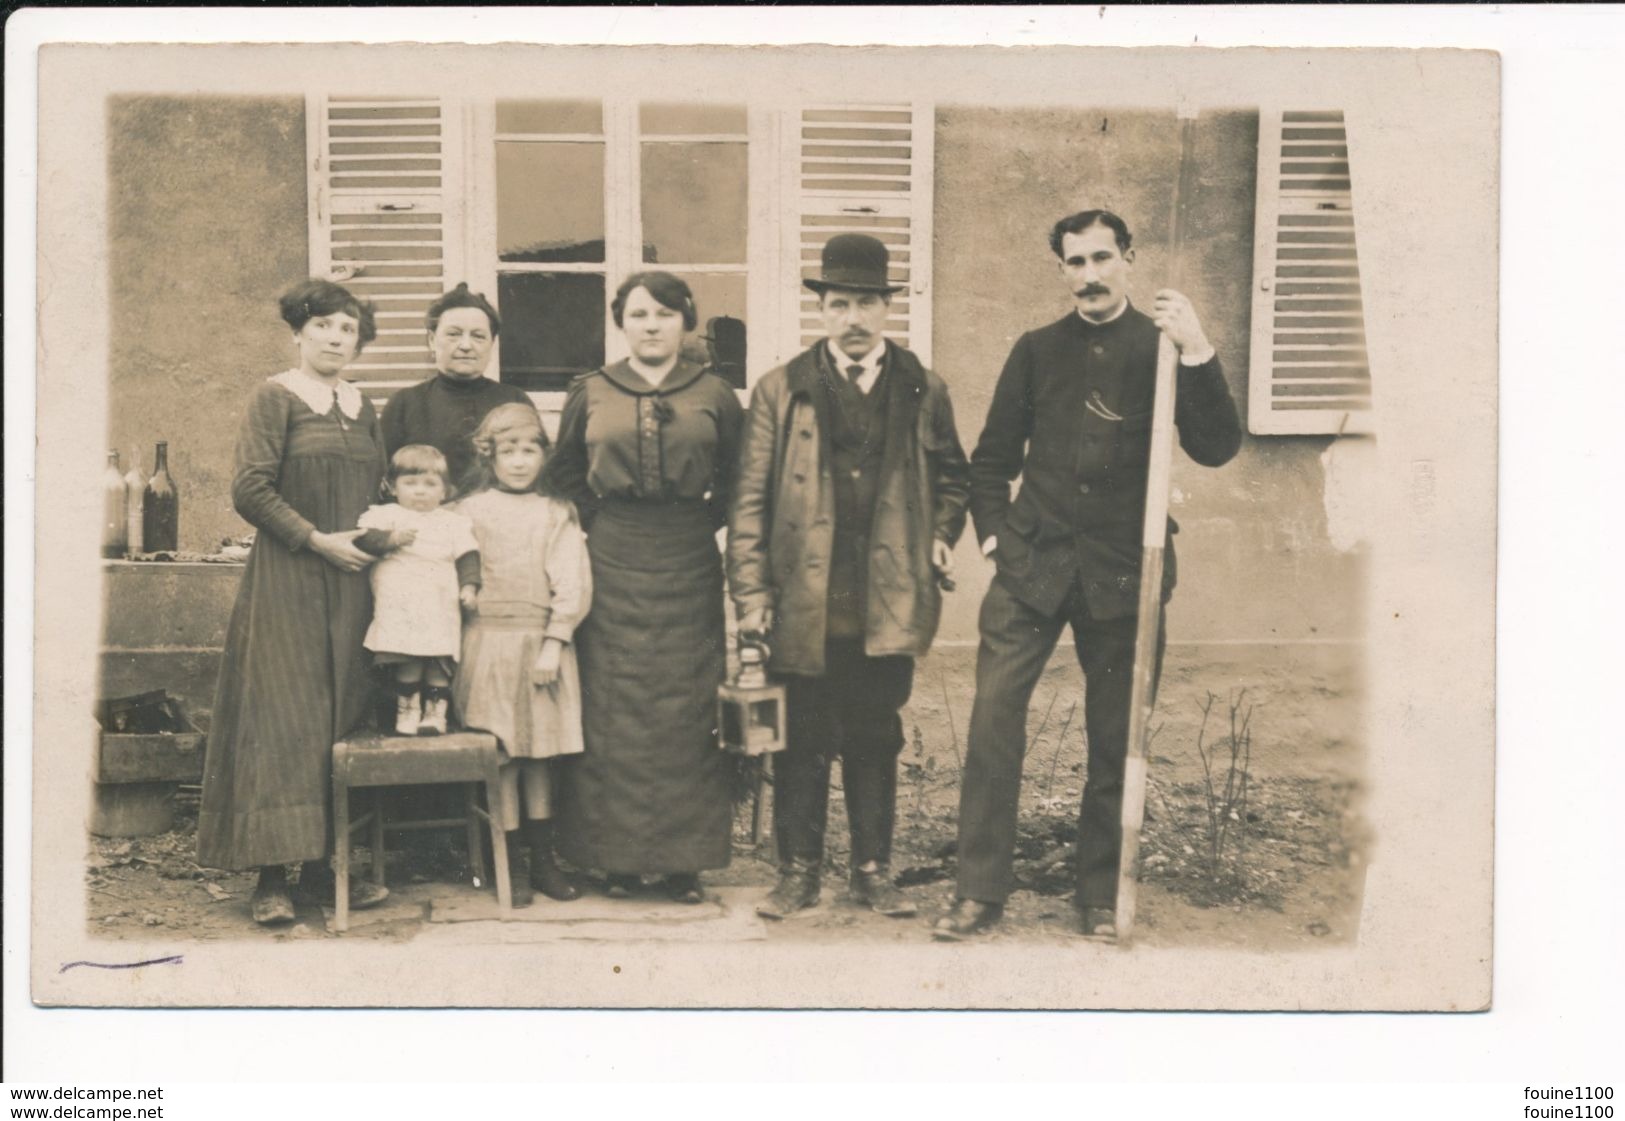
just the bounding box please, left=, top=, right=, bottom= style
left=355, top=445, right=481, bottom=736
left=453, top=403, right=591, bottom=905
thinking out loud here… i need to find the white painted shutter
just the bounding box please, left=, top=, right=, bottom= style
left=1246, top=109, right=1373, bottom=435
left=307, top=95, right=465, bottom=408
left=784, top=103, right=934, bottom=365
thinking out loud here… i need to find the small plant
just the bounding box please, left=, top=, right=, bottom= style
left=903, top=725, right=933, bottom=817
left=1042, top=699, right=1078, bottom=801
left=936, top=672, right=964, bottom=778
left=1194, top=689, right=1254, bottom=878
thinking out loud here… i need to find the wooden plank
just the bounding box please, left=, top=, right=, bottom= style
left=1114, top=105, right=1198, bottom=945
left=97, top=730, right=205, bottom=784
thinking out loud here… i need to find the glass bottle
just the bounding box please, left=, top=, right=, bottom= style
left=101, top=451, right=127, bottom=558
left=123, top=450, right=145, bottom=555
left=142, top=441, right=179, bottom=554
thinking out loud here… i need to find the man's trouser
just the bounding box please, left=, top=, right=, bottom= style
left=954, top=572, right=1166, bottom=908
left=775, top=637, right=915, bottom=872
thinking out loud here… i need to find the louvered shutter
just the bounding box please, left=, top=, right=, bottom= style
left=1246, top=109, right=1373, bottom=435
left=307, top=95, right=465, bottom=409
left=785, top=103, right=934, bottom=365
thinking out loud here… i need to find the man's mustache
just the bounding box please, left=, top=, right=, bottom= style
left=1077, top=285, right=1111, bottom=297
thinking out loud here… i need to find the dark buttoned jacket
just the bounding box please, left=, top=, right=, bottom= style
left=968, top=304, right=1242, bottom=619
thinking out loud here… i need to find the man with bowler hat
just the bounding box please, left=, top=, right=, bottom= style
left=729, top=233, right=970, bottom=919
left=936, top=209, right=1242, bottom=940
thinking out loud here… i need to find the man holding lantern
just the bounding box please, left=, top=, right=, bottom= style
left=728, top=233, right=971, bottom=920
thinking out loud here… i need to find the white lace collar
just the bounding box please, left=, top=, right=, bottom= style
left=269, top=369, right=364, bottom=420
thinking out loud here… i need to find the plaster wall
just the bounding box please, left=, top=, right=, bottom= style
left=929, top=106, right=1367, bottom=645
left=107, top=95, right=310, bottom=553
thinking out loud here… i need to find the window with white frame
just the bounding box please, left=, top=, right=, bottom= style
left=474, top=99, right=755, bottom=393
left=308, top=93, right=933, bottom=409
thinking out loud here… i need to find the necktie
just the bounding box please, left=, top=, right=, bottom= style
left=846, top=363, right=865, bottom=384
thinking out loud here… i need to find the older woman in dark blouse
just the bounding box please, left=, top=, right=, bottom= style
left=548, top=271, right=744, bottom=904
left=380, top=284, right=531, bottom=490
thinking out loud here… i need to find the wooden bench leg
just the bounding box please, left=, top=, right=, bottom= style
left=483, top=770, right=512, bottom=919
left=333, top=772, right=351, bottom=934
left=370, top=788, right=387, bottom=886
left=464, top=783, right=487, bottom=887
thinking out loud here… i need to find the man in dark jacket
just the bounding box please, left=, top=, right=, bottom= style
left=729, top=233, right=971, bottom=920
left=936, top=210, right=1243, bottom=940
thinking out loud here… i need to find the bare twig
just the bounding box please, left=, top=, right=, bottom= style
left=1194, top=688, right=1255, bottom=878
left=938, top=672, right=963, bottom=775
left=1043, top=701, right=1079, bottom=800
left=1194, top=692, right=1220, bottom=866
left=910, top=725, right=928, bottom=817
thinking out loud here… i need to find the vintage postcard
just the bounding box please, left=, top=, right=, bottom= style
left=29, top=40, right=1496, bottom=1010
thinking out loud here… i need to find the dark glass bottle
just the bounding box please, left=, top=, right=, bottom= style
left=102, top=450, right=127, bottom=558
left=142, top=441, right=179, bottom=554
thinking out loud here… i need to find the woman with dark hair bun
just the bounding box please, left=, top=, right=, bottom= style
left=547, top=270, right=744, bottom=904
left=379, top=282, right=531, bottom=491
left=196, top=277, right=392, bottom=925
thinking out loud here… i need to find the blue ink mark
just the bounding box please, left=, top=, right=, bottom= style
left=60, top=955, right=184, bottom=974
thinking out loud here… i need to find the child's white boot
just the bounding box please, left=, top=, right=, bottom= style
left=394, top=683, right=422, bottom=736
left=419, top=687, right=450, bottom=736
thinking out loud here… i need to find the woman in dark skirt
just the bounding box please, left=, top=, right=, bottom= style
left=196, top=279, right=391, bottom=925
left=548, top=271, right=744, bottom=904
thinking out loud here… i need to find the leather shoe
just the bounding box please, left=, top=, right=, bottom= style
left=756, top=864, right=820, bottom=919
left=604, top=873, right=639, bottom=899
left=932, top=898, right=1003, bottom=940
left=297, top=864, right=390, bottom=911
left=850, top=867, right=917, bottom=917
left=250, top=882, right=296, bottom=926
left=665, top=873, right=705, bottom=905
left=1078, top=905, right=1117, bottom=940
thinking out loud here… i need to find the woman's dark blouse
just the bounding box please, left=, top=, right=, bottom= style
left=379, top=373, right=532, bottom=490
left=547, top=359, right=744, bottom=529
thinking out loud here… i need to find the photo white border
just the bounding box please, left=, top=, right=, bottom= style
left=7, top=2, right=1622, bottom=1089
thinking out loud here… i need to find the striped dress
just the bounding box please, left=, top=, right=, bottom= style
left=196, top=374, right=386, bottom=870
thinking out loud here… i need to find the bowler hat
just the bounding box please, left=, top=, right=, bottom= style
left=802, top=233, right=905, bottom=295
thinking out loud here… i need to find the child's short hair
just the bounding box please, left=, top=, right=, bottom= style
left=465, top=402, right=558, bottom=497
left=386, top=444, right=453, bottom=496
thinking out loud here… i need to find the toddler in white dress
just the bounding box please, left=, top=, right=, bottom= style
left=355, top=444, right=481, bottom=735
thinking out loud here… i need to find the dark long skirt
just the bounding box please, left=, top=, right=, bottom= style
left=556, top=500, right=731, bottom=874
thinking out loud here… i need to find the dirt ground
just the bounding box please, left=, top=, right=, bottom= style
left=86, top=643, right=1365, bottom=950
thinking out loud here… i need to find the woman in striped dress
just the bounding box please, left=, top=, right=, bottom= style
left=196, top=279, right=392, bottom=926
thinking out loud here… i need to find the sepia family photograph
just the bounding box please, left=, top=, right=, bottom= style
left=29, top=39, right=1497, bottom=1010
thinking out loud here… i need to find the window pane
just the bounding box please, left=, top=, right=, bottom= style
left=639, top=103, right=747, bottom=136
left=496, top=99, right=602, bottom=135
left=640, top=142, right=747, bottom=264
left=497, top=141, right=604, bottom=262
left=498, top=273, right=605, bottom=392
left=684, top=273, right=748, bottom=388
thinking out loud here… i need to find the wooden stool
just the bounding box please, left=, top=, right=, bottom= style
left=330, top=731, right=512, bottom=932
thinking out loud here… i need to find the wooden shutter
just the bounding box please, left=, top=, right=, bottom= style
left=785, top=103, right=934, bottom=365
left=1246, top=109, right=1373, bottom=435
left=307, top=95, right=465, bottom=409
